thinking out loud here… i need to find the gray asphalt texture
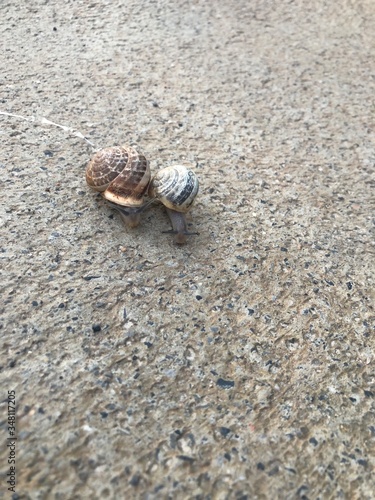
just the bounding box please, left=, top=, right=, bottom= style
left=1, top=1, right=374, bottom=498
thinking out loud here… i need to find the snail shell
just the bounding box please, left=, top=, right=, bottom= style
left=149, top=165, right=199, bottom=244
left=148, top=165, right=199, bottom=213
left=85, top=146, right=150, bottom=227
left=86, top=146, right=150, bottom=206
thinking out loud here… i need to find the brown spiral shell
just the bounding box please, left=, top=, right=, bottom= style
left=148, top=165, right=199, bottom=213
left=85, top=146, right=150, bottom=207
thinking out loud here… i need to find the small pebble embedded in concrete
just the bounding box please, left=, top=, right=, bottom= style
left=129, top=475, right=141, bottom=487
left=177, top=455, right=195, bottom=463
left=220, top=427, right=231, bottom=437
left=216, top=378, right=235, bottom=389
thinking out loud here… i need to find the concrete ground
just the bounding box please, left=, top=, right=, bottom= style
left=1, top=0, right=374, bottom=498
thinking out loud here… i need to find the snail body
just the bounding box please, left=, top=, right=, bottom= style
left=86, top=146, right=150, bottom=227
left=149, top=165, right=199, bottom=244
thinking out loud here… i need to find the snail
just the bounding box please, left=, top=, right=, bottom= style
left=148, top=165, right=199, bottom=244
left=85, top=146, right=150, bottom=228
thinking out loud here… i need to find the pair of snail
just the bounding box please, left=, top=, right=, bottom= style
left=85, top=146, right=199, bottom=244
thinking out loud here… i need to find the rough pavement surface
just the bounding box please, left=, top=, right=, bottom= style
left=1, top=1, right=374, bottom=498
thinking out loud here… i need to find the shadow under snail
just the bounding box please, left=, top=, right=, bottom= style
left=85, top=146, right=199, bottom=244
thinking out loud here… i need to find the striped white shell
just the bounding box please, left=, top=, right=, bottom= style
left=148, top=165, right=199, bottom=213
left=85, top=146, right=150, bottom=207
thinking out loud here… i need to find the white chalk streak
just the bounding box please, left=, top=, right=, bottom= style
left=0, top=111, right=98, bottom=150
